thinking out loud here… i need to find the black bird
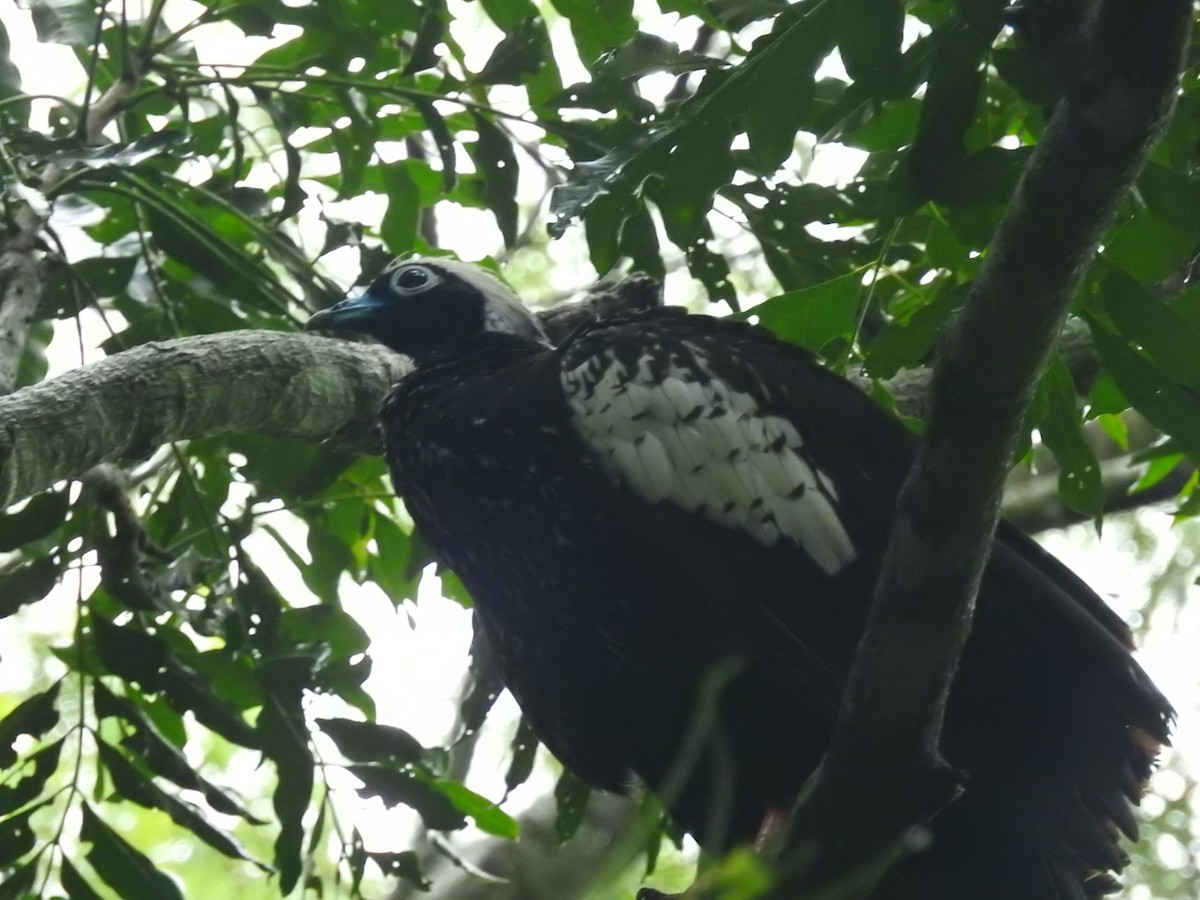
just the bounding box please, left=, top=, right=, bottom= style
left=306, top=258, right=1172, bottom=899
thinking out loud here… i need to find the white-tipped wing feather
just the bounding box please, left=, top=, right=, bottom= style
left=562, top=340, right=857, bottom=575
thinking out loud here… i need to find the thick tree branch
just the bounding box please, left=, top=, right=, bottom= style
left=776, top=0, right=1191, bottom=894
left=0, top=332, right=408, bottom=507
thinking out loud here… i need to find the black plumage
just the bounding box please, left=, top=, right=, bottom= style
left=306, top=258, right=1172, bottom=899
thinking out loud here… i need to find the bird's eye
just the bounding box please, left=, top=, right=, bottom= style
left=390, top=265, right=441, bottom=294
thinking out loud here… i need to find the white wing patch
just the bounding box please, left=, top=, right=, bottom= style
left=563, top=343, right=857, bottom=575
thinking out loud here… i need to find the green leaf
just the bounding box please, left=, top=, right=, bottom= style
left=750, top=272, right=862, bottom=352
left=1099, top=269, right=1200, bottom=392
left=593, top=33, right=724, bottom=80
left=60, top=858, right=106, bottom=900
left=97, top=740, right=268, bottom=868
left=1103, top=210, right=1198, bottom=284
left=503, top=717, right=538, bottom=796
left=0, top=682, right=61, bottom=767
left=381, top=163, right=420, bottom=254
left=348, top=765, right=467, bottom=831
left=0, top=737, right=64, bottom=815
left=27, top=0, right=97, bottom=46
left=11, top=130, right=185, bottom=168
left=279, top=605, right=369, bottom=660
left=477, top=15, right=547, bottom=84
left=865, top=282, right=968, bottom=377
left=834, top=0, right=904, bottom=101
left=1088, top=319, right=1200, bottom=462
left=80, top=802, right=184, bottom=900
left=432, top=780, right=518, bottom=838
left=93, top=682, right=262, bottom=822
left=472, top=114, right=520, bottom=247
left=548, top=0, right=637, bottom=64
left=553, top=769, right=591, bottom=842
left=318, top=717, right=427, bottom=765
left=0, top=556, right=62, bottom=619
left=0, top=863, right=36, bottom=900
left=0, top=808, right=36, bottom=868
left=0, top=22, right=25, bottom=126
left=258, top=691, right=313, bottom=893
left=1035, top=357, right=1104, bottom=519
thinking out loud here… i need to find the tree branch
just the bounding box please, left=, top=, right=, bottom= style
left=0, top=332, right=408, bottom=507
left=776, top=0, right=1191, bottom=894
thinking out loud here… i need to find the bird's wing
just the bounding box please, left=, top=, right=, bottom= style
left=558, top=309, right=901, bottom=577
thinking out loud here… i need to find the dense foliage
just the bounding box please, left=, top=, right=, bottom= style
left=0, top=0, right=1197, bottom=897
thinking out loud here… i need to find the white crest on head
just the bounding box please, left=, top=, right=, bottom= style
left=563, top=339, right=857, bottom=575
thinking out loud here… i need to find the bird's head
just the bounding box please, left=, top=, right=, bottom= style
left=305, top=258, right=547, bottom=363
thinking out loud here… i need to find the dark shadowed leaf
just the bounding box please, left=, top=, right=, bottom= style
left=0, top=556, right=62, bottom=619
left=27, top=0, right=97, bottom=46
left=97, top=740, right=268, bottom=868
left=369, top=850, right=431, bottom=891
left=259, top=689, right=313, bottom=893
left=0, top=858, right=36, bottom=898
left=1099, top=269, right=1200, bottom=392
left=348, top=765, right=467, bottom=831
left=503, top=717, right=538, bottom=796
left=10, top=131, right=185, bottom=168
left=553, top=769, right=591, bottom=842
left=0, top=808, right=36, bottom=868
left=471, top=114, right=519, bottom=247
left=0, top=22, right=24, bottom=117
left=477, top=15, right=546, bottom=84
left=317, top=717, right=428, bottom=765
left=0, top=737, right=63, bottom=815
left=93, top=682, right=262, bottom=822
left=0, top=682, right=60, bottom=767
left=0, top=490, right=68, bottom=551
left=834, top=0, right=904, bottom=101
left=80, top=802, right=183, bottom=900
left=60, top=857, right=106, bottom=900
left=1035, top=357, right=1104, bottom=519
left=594, top=33, right=724, bottom=79
left=1089, top=320, right=1200, bottom=462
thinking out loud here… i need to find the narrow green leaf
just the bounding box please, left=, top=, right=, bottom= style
left=381, top=163, right=420, bottom=255
left=258, top=693, right=313, bottom=893
left=503, top=717, right=538, bottom=796
left=0, top=682, right=61, bottom=767
left=93, top=682, right=262, bottom=822
left=433, top=780, right=518, bottom=838
left=80, top=802, right=183, bottom=900
left=471, top=114, right=519, bottom=247
left=1036, top=357, right=1104, bottom=519
left=97, top=741, right=268, bottom=868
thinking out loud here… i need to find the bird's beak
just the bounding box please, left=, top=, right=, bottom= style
left=304, top=290, right=387, bottom=335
